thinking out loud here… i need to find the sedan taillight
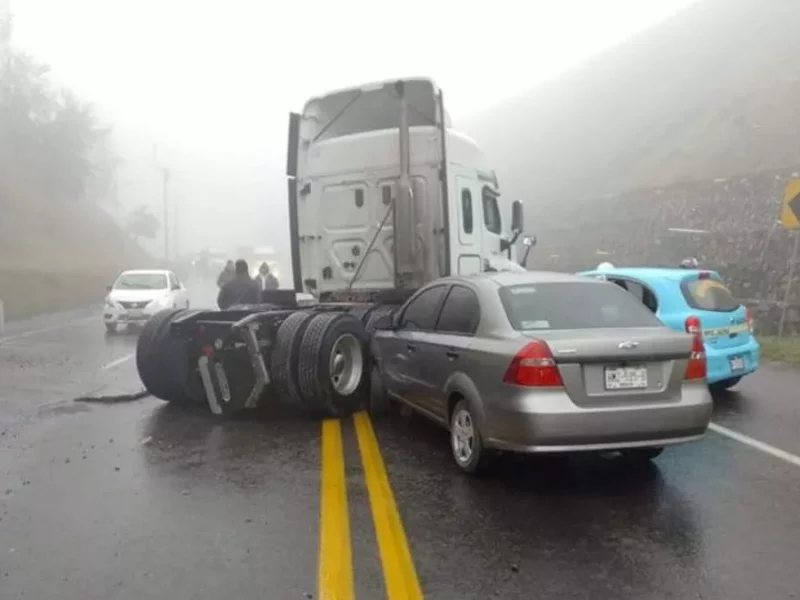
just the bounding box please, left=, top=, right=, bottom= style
left=684, top=335, right=707, bottom=380
left=503, top=340, right=563, bottom=387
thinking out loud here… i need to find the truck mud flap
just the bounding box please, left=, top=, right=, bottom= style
left=198, top=355, right=227, bottom=415
left=198, top=321, right=271, bottom=415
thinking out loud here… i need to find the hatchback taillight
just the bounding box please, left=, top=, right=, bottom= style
left=684, top=334, right=707, bottom=380
left=503, top=340, right=563, bottom=387
left=685, top=315, right=702, bottom=338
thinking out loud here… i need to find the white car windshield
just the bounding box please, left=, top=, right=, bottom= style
left=114, top=273, right=168, bottom=290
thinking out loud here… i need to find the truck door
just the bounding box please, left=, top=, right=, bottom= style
left=480, top=185, right=504, bottom=262
left=453, top=175, right=482, bottom=275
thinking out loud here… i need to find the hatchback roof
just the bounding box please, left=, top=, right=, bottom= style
left=582, top=267, right=721, bottom=281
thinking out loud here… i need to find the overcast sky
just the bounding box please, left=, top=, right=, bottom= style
left=9, top=0, right=698, bottom=258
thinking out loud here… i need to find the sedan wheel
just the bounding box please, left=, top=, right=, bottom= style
left=620, top=447, right=664, bottom=463
left=449, top=400, right=493, bottom=475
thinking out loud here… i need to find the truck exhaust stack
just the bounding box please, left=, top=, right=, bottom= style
left=392, top=80, right=420, bottom=290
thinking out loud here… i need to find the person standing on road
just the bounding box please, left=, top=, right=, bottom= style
left=217, top=260, right=235, bottom=288
left=217, top=259, right=259, bottom=309
left=254, top=262, right=279, bottom=300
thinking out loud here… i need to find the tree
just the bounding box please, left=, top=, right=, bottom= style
left=125, top=205, right=160, bottom=240
left=0, top=13, right=114, bottom=203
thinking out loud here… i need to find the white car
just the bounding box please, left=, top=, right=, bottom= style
left=104, top=269, right=189, bottom=334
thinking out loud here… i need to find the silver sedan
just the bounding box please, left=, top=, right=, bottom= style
left=369, top=271, right=712, bottom=474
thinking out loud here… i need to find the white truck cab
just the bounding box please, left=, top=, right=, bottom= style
left=286, top=77, right=525, bottom=300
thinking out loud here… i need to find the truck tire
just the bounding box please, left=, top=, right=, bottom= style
left=161, top=309, right=206, bottom=406
left=136, top=308, right=204, bottom=406
left=365, top=305, right=396, bottom=334
left=270, top=310, right=315, bottom=408
left=136, top=309, right=182, bottom=401
left=297, top=312, right=370, bottom=417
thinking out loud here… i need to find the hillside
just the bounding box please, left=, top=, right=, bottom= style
left=460, top=0, right=800, bottom=332
left=0, top=163, right=152, bottom=319
left=463, top=0, right=800, bottom=204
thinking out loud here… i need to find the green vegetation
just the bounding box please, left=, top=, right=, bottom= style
left=0, top=13, right=149, bottom=320
left=758, top=336, right=800, bottom=365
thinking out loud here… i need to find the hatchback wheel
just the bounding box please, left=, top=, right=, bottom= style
left=450, top=400, right=493, bottom=475
left=710, top=376, right=742, bottom=393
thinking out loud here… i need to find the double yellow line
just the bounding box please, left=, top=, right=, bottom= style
left=318, top=411, right=423, bottom=600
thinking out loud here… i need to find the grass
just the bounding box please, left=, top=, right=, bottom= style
left=757, top=336, right=800, bottom=365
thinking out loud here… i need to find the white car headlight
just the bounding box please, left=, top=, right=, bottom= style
left=105, top=297, right=116, bottom=309
left=150, top=296, right=171, bottom=308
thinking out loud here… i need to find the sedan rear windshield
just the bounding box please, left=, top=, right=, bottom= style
left=680, top=277, right=740, bottom=312
left=114, top=273, right=168, bottom=290
left=499, top=281, right=663, bottom=331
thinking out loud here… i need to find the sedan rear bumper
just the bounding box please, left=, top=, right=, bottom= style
left=483, top=381, right=712, bottom=453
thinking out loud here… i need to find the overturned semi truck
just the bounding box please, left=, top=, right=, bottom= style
left=135, top=77, right=527, bottom=417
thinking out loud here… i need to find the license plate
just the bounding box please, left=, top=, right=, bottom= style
left=729, top=356, right=745, bottom=371
left=605, top=366, right=648, bottom=390
left=126, top=310, right=144, bottom=320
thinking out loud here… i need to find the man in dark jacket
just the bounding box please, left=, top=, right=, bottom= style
left=217, top=259, right=259, bottom=309
left=217, top=260, right=235, bottom=288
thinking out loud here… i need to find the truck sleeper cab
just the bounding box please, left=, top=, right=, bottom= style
left=287, top=77, right=525, bottom=301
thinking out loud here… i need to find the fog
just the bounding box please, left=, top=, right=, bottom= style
left=8, top=0, right=696, bottom=258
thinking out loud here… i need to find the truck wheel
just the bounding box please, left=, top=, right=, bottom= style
left=271, top=311, right=315, bottom=408
left=137, top=309, right=181, bottom=401
left=136, top=308, right=203, bottom=406
left=161, top=309, right=206, bottom=406
left=365, top=306, right=396, bottom=334
left=297, top=312, right=370, bottom=417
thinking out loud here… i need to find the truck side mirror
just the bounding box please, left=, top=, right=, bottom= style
left=511, top=200, right=524, bottom=234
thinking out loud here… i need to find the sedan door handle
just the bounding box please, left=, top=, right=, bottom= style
left=406, top=344, right=416, bottom=353
left=445, top=350, right=459, bottom=360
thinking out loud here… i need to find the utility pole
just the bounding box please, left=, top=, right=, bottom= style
left=162, top=167, right=170, bottom=262
left=153, top=143, right=171, bottom=262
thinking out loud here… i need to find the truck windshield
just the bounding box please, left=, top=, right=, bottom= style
left=114, top=273, right=168, bottom=290
left=499, top=281, right=662, bottom=331
left=305, top=80, right=439, bottom=141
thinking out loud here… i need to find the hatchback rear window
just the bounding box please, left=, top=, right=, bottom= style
left=499, top=281, right=663, bottom=331
left=680, top=277, right=740, bottom=312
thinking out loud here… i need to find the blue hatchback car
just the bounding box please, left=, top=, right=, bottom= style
left=580, top=267, right=760, bottom=391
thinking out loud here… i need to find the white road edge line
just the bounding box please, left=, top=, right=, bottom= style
left=0, top=316, right=97, bottom=344
left=709, top=423, right=800, bottom=468
left=101, top=352, right=136, bottom=371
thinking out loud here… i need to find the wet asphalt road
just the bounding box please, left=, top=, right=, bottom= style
left=1, top=280, right=799, bottom=599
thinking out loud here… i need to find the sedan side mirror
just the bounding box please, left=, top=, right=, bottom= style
left=106, top=285, right=112, bottom=292
left=371, top=313, right=395, bottom=331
